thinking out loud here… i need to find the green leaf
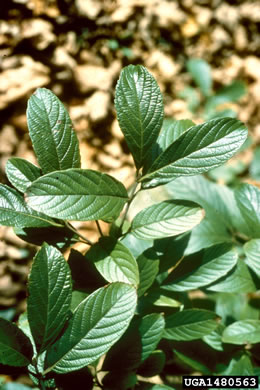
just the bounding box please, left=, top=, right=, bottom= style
left=5, top=157, right=41, bottom=192
left=137, top=350, right=166, bottom=377
left=131, top=200, right=204, bottom=240
left=202, top=324, right=225, bottom=351
left=28, top=244, right=72, bottom=352
left=0, top=318, right=33, bottom=366
left=102, top=318, right=142, bottom=372
left=187, top=58, right=212, bottom=97
left=166, top=175, right=250, bottom=253
left=151, top=294, right=181, bottom=308
left=27, top=88, right=80, bottom=174
left=17, top=312, right=36, bottom=354
left=102, top=313, right=165, bottom=373
left=26, top=169, right=128, bottom=222
left=70, top=291, right=89, bottom=312
left=143, top=119, right=195, bottom=173
left=205, top=80, right=247, bottom=117
left=249, top=146, right=260, bottom=180
left=208, top=159, right=246, bottom=185
left=221, top=354, right=254, bottom=376
left=0, top=308, right=15, bottom=321
left=140, top=118, right=248, bottom=188
left=222, top=320, right=260, bottom=345
left=2, top=383, right=34, bottom=390
left=115, top=64, right=164, bottom=169
left=28, top=351, right=56, bottom=389
left=154, top=233, right=190, bottom=278
left=137, top=250, right=160, bottom=297
left=86, top=237, right=139, bottom=286
left=164, top=309, right=218, bottom=341
left=179, top=86, right=200, bottom=113
left=158, top=119, right=195, bottom=148
left=45, top=282, right=137, bottom=373
left=206, top=259, right=257, bottom=293
left=235, top=183, right=260, bottom=238
left=162, top=244, right=238, bottom=292
left=208, top=108, right=237, bottom=120
left=173, top=348, right=211, bottom=374
left=0, top=184, right=61, bottom=228
left=139, top=313, right=165, bottom=362
left=244, top=239, right=260, bottom=276
left=214, top=293, right=259, bottom=324
left=121, top=233, right=153, bottom=258
left=218, top=80, right=247, bottom=102
left=138, top=384, right=176, bottom=390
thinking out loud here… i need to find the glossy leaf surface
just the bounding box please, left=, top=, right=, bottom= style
left=151, top=294, right=181, bottom=308
left=137, top=250, right=159, bottom=297
left=235, top=183, right=260, bottom=238
left=27, top=88, right=80, bottom=173
left=46, top=282, right=137, bottom=373
left=115, top=65, right=164, bottom=169
left=131, top=200, right=204, bottom=240
left=222, top=320, right=260, bottom=345
left=0, top=318, right=33, bottom=366
left=166, top=175, right=249, bottom=253
left=164, top=309, right=218, bottom=341
left=244, top=239, right=260, bottom=276
left=143, top=119, right=195, bottom=173
left=206, top=259, right=256, bottom=293
left=6, top=157, right=41, bottom=192
left=202, top=324, right=225, bottom=351
left=139, top=314, right=165, bottom=362
left=221, top=354, right=254, bottom=376
left=26, top=169, right=128, bottom=221
left=162, top=244, right=238, bottom=291
left=86, top=237, right=139, bottom=286
left=158, top=119, right=195, bottom=149
left=0, top=184, right=61, bottom=228
left=28, top=244, right=72, bottom=352
left=140, top=118, right=247, bottom=188
left=173, top=349, right=211, bottom=374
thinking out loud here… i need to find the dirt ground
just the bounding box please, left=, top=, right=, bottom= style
left=0, top=0, right=260, bottom=364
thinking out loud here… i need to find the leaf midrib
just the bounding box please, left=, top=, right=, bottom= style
left=37, top=92, right=63, bottom=170
left=0, top=206, right=62, bottom=226
left=140, top=122, right=245, bottom=182
left=46, top=286, right=135, bottom=372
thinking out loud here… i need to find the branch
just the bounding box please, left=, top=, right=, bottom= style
left=65, top=221, right=94, bottom=246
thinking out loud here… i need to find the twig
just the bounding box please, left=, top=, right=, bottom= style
left=95, top=220, right=104, bottom=236
left=119, top=180, right=139, bottom=232
left=32, top=357, right=47, bottom=390
left=65, top=221, right=94, bottom=246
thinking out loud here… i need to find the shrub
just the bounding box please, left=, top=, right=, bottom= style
left=0, top=65, right=259, bottom=390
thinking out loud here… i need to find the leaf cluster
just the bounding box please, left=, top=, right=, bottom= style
left=180, top=58, right=247, bottom=120
left=0, top=65, right=259, bottom=390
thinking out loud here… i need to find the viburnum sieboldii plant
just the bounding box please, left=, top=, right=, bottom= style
left=0, top=64, right=259, bottom=390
